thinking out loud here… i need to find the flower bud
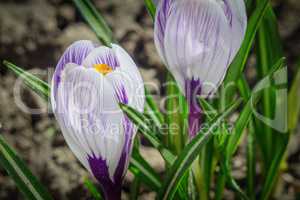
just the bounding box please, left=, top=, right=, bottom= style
left=51, top=40, right=145, bottom=199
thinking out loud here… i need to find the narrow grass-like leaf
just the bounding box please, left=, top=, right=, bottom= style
left=226, top=98, right=257, bottom=156
left=144, top=0, right=156, bottom=20
left=237, top=74, right=251, bottom=100
left=223, top=0, right=270, bottom=100
left=157, top=100, right=242, bottom=200
left=215, top=167, right=226, bottom=200
left=130, top=177, right=141, bottom=200
left=198, top=97, right=218, bottom=121
left=256, top=3, right=284, bottom=164
left=120, top=103, right=176, bottom=165
left=0, top=135, right=53, bottom=200
left=83, top=177, right=103, bottom=200
left=259, top=136, right=289, bottom=200
left=165, top=73, right=187, bottom=154
left=2, top=60, right=49, bottom=101
left=130, top=147, right=162, bottom=190
left=288, top=63, right=300, bottom=131
left=246, top=119, right=256, bottom=200
left=72, top=0, right=113, bottom=46
left=144, top=88, right=164, bottom=128
left=226, top=58, right=285, bottom=156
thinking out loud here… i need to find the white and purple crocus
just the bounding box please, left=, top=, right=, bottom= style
left=51, top=40, right=145, bottom=200
left=154, top=0, right=247, bottom=137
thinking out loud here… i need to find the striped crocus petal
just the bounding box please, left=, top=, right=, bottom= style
left=163, top=0, right=233, bottom=96
left=154, top=0, right=173, bottom=65
left=154, top=0, right=247, bottom=97
left=81, top=43, right=145, bottom=179
left=51, top=43, right=145, bottom=200
left=52, top=40, right=97, bottom=104
left=221, top=0, right=247, bottom=62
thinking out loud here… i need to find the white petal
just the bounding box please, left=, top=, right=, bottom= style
left=82, top=45, right=120, bottom=69
left=154, top=0, right=174, bottom=65
left=222, top=0, right=247, bottom=61
left=52, top=40, right=97, bottom=107
left=52, top=63, right=126, bottom=179
left=107, top=44, right=145, bottom=113
left=164, top=0, right=232, bottom=96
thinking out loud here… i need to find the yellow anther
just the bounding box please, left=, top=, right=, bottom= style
left=94, top=64, right=113, bottom=75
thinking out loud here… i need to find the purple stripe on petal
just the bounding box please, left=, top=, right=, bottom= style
left=88, top=155, right=122, bottom=200
left=221, top=0, right=247, bottom=61
left=115, top=86, right=129, bottom=104
left=114, top=87, right=134, bottom=181
left=222, top=0, right=233, bottom=26
left=114, top=116, right=133, bottom=182
left=95, top=51, right=120, bottom=69
left=154, top=0, right=174, bottom=63
left=83, top=47, right=120, bottom=70
left=163, top=0, right=233, bottom=97
left=185, top=78, right=202, bottom=138
left=53, top=40, right=96, bottom=101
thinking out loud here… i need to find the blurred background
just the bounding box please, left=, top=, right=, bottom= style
left=0, top=0, right=299, bottom=199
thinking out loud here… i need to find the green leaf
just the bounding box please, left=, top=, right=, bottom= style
left=1, top=61, right=162, bottom=191
left=72, top=0, right=113, bottom=46
left=165, top=73, right=187, bottom=154
left=226, top=98, right=257, bottom=157
left=198, top=97, right=218, bottom=121
left=255, top=3, right=284, bottom=164
left=0, top=135, right=53, bottom=200
left=157, top=100, right=242, bottom=200
left=144, top=0, right=156, bottom=20
left=226, top=57, right=285, bottom=157
left=223, top=0, right=270, bottom=100
left=129, top=147, right=162, bottom=191
left=119, top=103, right=176, bottom=165
left=2, top=60, right=49, bottom=101
left=246, top=119, right=256, bottom=200
left=259, top=136, right=289, bottom=200
left=144, top=88, right=164, bottom=128
left=288, top=63, right=300, bottom=131
left=83, top=177, right=103, bottom=200
left=237, top=74, right=251, bottom=100
left=130, top=177, right=141, bottom=200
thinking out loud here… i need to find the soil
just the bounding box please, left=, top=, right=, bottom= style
left=0, top=0, right=299, bottom=199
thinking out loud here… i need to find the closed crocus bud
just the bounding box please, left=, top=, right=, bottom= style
left=51, top=40, right=145, bottom=200
left=154, top=0, right=247, bottom=137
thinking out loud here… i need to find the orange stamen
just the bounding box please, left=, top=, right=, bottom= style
left=94, top=64, right=113, bottom=75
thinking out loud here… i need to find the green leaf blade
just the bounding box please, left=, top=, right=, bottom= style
left=73, top=0, right=113, bottom=46
left=158, top=100, right=242, bottom=200
left=144, top=0, right=156, bottom=20
left=0, top=135, right=53, bottom=200
left=120, top=103, right=176, bottom=165
left=224, top=0, right=270, bottom=100
left=3, top=60, right=50, bottom=101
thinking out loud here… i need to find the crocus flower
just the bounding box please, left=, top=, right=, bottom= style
left=154, top=0, right=247, bottom=137
left=51, top=40, right=145, bottom=200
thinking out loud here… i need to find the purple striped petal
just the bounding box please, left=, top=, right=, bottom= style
left=154, top=0, right=174, bottom=64
left=164, top=0, right=232, bottom=96
left=52, top=40, right=97, bottom=102
left=106, top=44, right=145, bottom=113
left=222, top=0, right=247, bottom=61
left=82, top=46, right=120, bottom=70
left=52, top=63, right=127, bottom=185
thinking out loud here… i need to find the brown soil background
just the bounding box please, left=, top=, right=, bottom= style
left=0, top=0, right=300, bottom=199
